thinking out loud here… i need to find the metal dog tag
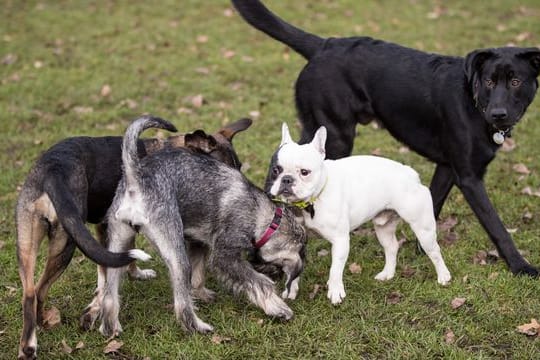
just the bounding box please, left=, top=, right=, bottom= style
left=493, top=131, right=505, bottom=145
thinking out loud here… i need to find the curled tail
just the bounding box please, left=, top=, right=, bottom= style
left=121, top=115, right=177, bottom=190
left=43, top=175, right=151, bottom=267
left=232, top=0, right=325, bottom=60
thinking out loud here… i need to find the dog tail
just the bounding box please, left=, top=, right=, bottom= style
left=122, top=115, right=177, bottom=189
left=43, top=175, right=152, bottom=267
left=232, top=0, right=325, bottom=60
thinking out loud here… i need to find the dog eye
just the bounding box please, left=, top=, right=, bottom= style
left=485, top=79, right=495, bottom=88
left=300, top=169, right=311, bottom=176
left=511, top=79, right=521, bottom=87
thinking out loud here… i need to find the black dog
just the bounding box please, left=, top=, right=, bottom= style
left=232, top=0, right=540, bottom=275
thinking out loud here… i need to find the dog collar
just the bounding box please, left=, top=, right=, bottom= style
left=272, top=178, right=327, bottom=218
left=491, top=127, right=512, bottom=145
left=253, top=206, right=283, bottom=249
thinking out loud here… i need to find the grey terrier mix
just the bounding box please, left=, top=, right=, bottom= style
left=87, top=116, right=306, bottom=337
left=16, top=116, right=251, bottom=360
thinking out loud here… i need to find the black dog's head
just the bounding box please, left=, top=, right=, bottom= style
left=464, top=47, right=540, bottom=130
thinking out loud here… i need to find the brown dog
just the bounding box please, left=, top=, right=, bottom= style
left=16, top=117, right=252, bottom=360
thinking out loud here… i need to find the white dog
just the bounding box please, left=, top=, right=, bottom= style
left=266, top=123, right=451, bottom=305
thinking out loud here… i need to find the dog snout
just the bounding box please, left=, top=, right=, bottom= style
left=490, top=107, right=508, bottom=122
left=281, top=175, right=294, bottom=186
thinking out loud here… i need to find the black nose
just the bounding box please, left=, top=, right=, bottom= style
left=281, top=175, right=294, bottom=185
left=490, top=108, right=508, bottom=121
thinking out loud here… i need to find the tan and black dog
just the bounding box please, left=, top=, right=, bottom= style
left=16, top=117, right=251, bottom=360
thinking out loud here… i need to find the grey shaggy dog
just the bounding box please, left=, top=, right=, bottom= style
left=86, top=116, right=306, bottom=337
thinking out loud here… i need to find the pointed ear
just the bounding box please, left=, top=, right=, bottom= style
left=464, top=49, right=495, bottom=84
left=218, top=118, right=253, bottom=141
left=310, top=126, right=326, bottom=157
left=280, top=123, right=294, bottom=146
left=517, top=48, right=540, bottom=76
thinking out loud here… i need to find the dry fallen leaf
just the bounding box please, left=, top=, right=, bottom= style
left=103, top=340, right=124, bottom=354
left=0, top=240, right=5, bottom=250
left=401, top=265, right=416, bottom=278
left=196, top=35, right=208, bottom=43
left=371, top=148, right=382, bottom=156
left=223, top=8, right=234, bottom=17
left=75, top=341, right=85, bottom=350
left=42, top=306, right=61, bottom=329
left=512, top=163, right=530, bottom=175
left=500, top=138, right=516, bottom=152
left=1, top=53, right=17, bottom=65
left=515, top=32, right=531, bottom=42
left=191, top=94, right=205, bottom=108
left=211, top=334, right=232, bottom=344
left=438, top=216, right=458, bottom=232
left=100, top=84, right=112, bottom=97
left=349, top=263, right=362, bottom=274
left=308, top=284, right=321, bottom=300
left=450, top=297, right=466, bottom=309
left=398, top=146, right=410, bottom=154
left=248, top=110, right=260, bottom=119
left=222, top=49, right=235, bottom=59
left=441, top=232, right=459, bottom=246
left=386, top=291, right=403, bottom=305
left=472, top=250, right=488, bottom=265
left=488, top=272, right=499, bottom=281
left=516, top=319, right=540, bottom=336
left=444, top=329, right=456, bottom=344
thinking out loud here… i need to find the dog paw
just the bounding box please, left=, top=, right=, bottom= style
left=128, top=267, right=157, bottom=280
left=374, top=270, right=395, bottom=282
left=513, top=264, right=539, bottom=277
left=327, top=283, right=346, bottom=305
left=194, top=317, right=214, bottom=334
left=437, top=271, right=452, bottom=286
left=281, top=279, right=299, bottom=300
left=18, top=344, right=37, bottom=360
left=99, top=321, right=122, bottom=338
left=80, top=306, right=101, bottom=331
left=263, top=294, right=294, bottom=320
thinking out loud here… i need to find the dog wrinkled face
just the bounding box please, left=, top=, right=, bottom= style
left=465, top=47, right=540, bottom=130
left=265, top=123, right=327, bottom=202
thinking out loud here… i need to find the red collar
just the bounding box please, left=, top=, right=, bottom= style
left=253, top=206, right=283, bottom=249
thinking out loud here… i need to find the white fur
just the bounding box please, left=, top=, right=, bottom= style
left=128, top=249, right=152, bottom=261
left=272, top=124, right=451, bottom=305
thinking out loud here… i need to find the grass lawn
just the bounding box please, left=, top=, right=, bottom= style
left=1, top=0, right=540, bottom=358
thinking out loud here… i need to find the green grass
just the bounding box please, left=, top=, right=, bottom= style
left=2, top=0, right=540, bottom=358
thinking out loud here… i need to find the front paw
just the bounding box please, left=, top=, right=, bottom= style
left=281, top=279, right=299, bottom=300
left=374, top=270, right=395, bottom=282
left=437, top=270, right=452, bottom=286
left=327, top=282, right=346, bottom=305
left=264, top=294, right=294, bottom=320
left=513, top=263, right=539, bottom=277
left=99, top=320, right=122, bottom=338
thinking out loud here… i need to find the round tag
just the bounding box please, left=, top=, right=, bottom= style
left=493, top=131, right=505, bottom=145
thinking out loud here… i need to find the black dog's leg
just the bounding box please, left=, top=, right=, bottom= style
left=429, top=164, right=455, bottom=219
left=457, top=176, right=538, bottom=276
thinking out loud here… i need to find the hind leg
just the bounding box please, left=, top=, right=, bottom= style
left=35, top=226, right=76, bottom=325
left=188, top=241, right=215, bottom=303
left=398, top=188, right=452, bottom=285
left=17, top=207, right=47, bottom=360
left=373, top=212, right=401, bottom=282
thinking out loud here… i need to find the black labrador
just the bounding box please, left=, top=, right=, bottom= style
left=232, top=0, right=540, bottom=275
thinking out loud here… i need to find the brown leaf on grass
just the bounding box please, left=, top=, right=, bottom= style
left=349, top=263, right=362, bottom=274
left=100, top=84, right=111, bottom=97
left=517, top=319, right=540, bottom=336
left=223, top=8, right=234, bottom=17
left=444, top=329, right=456, bottom=344
left=196, top=35, right=208, bottom=43
left=103, top=340, right=124, bottom=354
left=450, top=297, right=466, bottom=309
left=61, top=339, right=72, bottom=354
left=75, top=341, right=85, bottom=350
left=488, top=272, right=499, bottom=281
left=191, top=94, right=205, bottom=108
left=438, top=216, right=458, bottom=232
left=73, top=106, right=93, bottom=114
left=472, top=250, right=488, bottom=265
left=512, top=163, right=530, bottom=175
left=309, top=284, right=321, bottom=300
left=1, top=53, right=17, bottom=65
left=211, top=334, right=232, bottom=344
left=441, top=232, right=459, bottom=247
left=398, top=146, right=410, bottom=154
left=222, top=49, right=235, bottom=59
left=515, top=32, right=531, bottom=43
left=371, top=148, right=382, bottom=156
left=401, top=265, right=416, bottom=278
left=500, top=138, right=516, bottom=152
left=0, top=240, right=5, bottom=250
left=248, top=110, right=260, bottom=119
left=42, top=306, right=61, bottom=329
left=386, top=291, right=403, bottom=305
left=195, top=67, right=210, bottom=75
left=522, top=211, right=533, bottom=222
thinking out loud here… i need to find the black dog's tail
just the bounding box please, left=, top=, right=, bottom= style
left=232, top=0, right=325, bottom=60
left=122, top=115, right=177, bottom=190
left=43, top=175, right=151, bottom=267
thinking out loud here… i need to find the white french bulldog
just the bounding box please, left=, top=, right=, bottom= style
left=266, top=123, right=451, bottom=305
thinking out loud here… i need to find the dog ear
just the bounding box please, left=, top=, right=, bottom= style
left=184, top=130, right=218, bottom=153
left=280, top=123, right=294, bottom=146
left=218, top=118, right=253, bottom=141
left=517, top=48, right=540, bottom=76
left=311, top=126, right=327, bottom=157
left=464, top=49, right=495, bottom=84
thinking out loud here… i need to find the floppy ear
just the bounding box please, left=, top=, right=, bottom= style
left=218, top=118, right=253, bottom=141
left=464, top=49, right=495, bottom=84
left=280, top=123, right=294, bottom=146
left=184, top=130, right=217, bottom=153
left=310, top=126, right=326, bottom=157
left=517, top=48, right=540, bottom=76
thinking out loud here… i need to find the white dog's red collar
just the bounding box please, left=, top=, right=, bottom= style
left=253, top=206, right=283, bottom=248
